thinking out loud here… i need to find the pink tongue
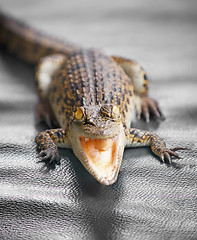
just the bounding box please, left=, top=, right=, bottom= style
left=79, top=136, right=117, bottom=167
left=93, top=139, right=113, bottom=151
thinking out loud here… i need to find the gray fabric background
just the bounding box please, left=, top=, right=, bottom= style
left=0, top=0, right=197, bottom=239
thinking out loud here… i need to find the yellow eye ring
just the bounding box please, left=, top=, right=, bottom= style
left=112, top=105, right=120, bottom=118
left=74, top=107, right=85, bottom=121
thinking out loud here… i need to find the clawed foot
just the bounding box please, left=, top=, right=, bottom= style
left=159, top=147, right=187, bottom=164
left=138, top=96, right=165, bottom=122
left=37, top=149, right=60, bottom=164
left=35, top=101, right=59, bottom=128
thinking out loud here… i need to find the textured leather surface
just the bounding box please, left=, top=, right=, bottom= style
left=0, top=1, right=197, bottom=239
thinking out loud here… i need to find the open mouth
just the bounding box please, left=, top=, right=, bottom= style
left=79, top=135, right=120, bottom=184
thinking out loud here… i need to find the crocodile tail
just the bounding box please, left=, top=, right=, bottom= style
left=0, top=12, right=79, bottom=64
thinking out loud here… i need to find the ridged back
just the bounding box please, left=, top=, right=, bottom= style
left=49, top=50, right=135, bottom=128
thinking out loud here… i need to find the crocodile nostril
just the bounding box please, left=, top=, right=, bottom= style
left=88, top=119, right=96, bottom=126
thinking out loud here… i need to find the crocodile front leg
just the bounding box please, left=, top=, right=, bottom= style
left=35, top=128, right=71, bottom=163
left=125, top=128, right=185, bottom=163
left=111, top=56, right=163, bottom=122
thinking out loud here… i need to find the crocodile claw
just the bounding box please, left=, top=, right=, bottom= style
left=35, top=102, right=60, bottom=128
left=141, top=96, right=165, bottom=122
left=37, top=149, right=60, bottom=164
left=159, top=148, right=187, bottom=164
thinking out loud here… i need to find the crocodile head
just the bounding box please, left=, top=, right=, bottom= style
left=70, top=104, right=125, bottom=185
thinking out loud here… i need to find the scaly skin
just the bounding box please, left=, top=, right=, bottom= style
left=0, top=12, right=79, bottom=63
left=0, top=13, right=186, bottom=185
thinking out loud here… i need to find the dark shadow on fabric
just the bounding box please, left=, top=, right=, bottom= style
left=60, top=149, right=103, bottom=196
left=132, top=117, right=162, bottom=131
left=60, top=149, right=121, bottom=240
left=175, top=106, right=197, bottom=123
left=0, top=50, right=35, bottom=89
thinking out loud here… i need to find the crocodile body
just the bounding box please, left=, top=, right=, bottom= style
left=0, top=13, right=185, bottom=185
left=43, top=50, right=135, bottom=129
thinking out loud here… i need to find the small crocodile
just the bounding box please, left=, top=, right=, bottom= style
left=0, top=12, right=186, bottom=185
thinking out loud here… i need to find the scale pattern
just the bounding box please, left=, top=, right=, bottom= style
left=0, top=12, right=79, bottom=64
left=49, top=49, right=135, bottom=129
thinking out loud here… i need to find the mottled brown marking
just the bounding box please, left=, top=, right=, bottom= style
left=0, top=13, right=79, bottom=64
left=46, top=49, right=134, bottom=128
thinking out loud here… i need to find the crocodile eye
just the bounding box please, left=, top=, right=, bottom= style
left=74, top=107, right=85, bottom=121
left=112, top=106, right=120, bottom=119
left=100, top=105, right=120, bottom=119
